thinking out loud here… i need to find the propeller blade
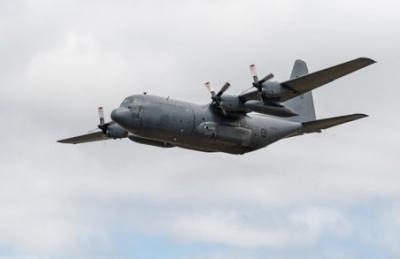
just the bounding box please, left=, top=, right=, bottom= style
left=259, top=73, right=274, bottom=84
left=216, top=82, right=230, bottom=97
left=249, top=64, right=259, bottom=83
left=205, top=81, right=216, bottom=97
left=98, top=107, right=105, bottom=126
left=206, top=82, right=230, bottom=116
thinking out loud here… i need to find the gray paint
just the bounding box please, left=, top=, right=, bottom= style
left=58, top=58, right=375, bottom=154
left=109, top=94, right=301, bottom=154
left=284, top=59, right=317, bottom=122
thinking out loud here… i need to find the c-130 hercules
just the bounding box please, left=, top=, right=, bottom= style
left=58, top=57, right=375, bottom=154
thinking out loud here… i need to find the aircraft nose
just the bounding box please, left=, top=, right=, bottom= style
left=111, top=107, right=130, bottom=123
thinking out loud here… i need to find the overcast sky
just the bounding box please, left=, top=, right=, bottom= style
left=0, top=0, right=399, bottom=258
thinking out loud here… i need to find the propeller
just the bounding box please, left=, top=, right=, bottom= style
left=97, top=106, right=108, bottom=133
left=205, top=81, right=230, bottom=115
left=95, top=107, right=128, bottom=138
left=249, top=64, right=274, bottom=93
left=205, top=81, right=216, bottom=98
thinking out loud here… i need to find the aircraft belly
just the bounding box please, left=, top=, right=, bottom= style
left=134, top=121, right=254, bottom=154
left=125, top=100, right=300, bottom=154
left=194, top=122, right=252, bottom=147
left=174, top=109, right=257, bottom=153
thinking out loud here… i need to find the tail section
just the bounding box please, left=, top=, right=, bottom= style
left=284, top=60, right=317, bottom=122
left=283, top=60, right=369, bottom=136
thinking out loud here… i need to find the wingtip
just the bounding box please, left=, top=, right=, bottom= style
left=359, top=57, right=377, bottom=64
left=57, top=139, right=71, bottom=144
left=354, top=113, right=369, bottom=119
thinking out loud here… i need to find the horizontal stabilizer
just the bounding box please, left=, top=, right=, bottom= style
left=58, top=131, right=109, bottom=144
left=280, top=57, right=376, bottom=101
left=301, top=113, right=368, bottom=133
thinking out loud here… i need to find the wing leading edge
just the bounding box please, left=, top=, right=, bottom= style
left=279, top=57, right=376, bottom=101
left=240, top=57, right=376, bottom=102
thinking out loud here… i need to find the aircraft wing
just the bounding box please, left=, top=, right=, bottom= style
left=279, top=57, right=375, bottom=101
left=57, top=131, right=110, bottom=144
left=239, top=88, right=260, bottom=102
left=240, top=57, right=376, bottom=102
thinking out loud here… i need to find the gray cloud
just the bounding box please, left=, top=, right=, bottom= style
left=0, top=0, right=399, bottom=258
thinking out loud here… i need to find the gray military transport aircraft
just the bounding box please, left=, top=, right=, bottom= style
left=58, top=57, right=375, bottom=154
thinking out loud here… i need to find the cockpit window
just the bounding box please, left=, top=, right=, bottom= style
left=121, top=97, right=135, bottom=107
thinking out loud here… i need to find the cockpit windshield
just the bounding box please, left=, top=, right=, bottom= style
left=120, top=96, right=135, bottom=107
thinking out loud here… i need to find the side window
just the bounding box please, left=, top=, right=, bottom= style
left=132, top=105, right=142, bottom=119
left=261, top=128, right=267, bottom=138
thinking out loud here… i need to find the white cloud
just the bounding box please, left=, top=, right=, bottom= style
left=167, top=207, right=350, bottom=248
left=0, top=0, right=399, bottom=257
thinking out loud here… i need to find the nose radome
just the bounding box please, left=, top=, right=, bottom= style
left=111, top=107, right=130, bottom=123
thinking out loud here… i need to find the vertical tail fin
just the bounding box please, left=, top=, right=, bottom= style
left=284, top=60, right=317, bottom=122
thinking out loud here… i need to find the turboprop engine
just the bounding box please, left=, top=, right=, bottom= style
left=97, top=107, right=128, bottom=139
left=106, top=124, right=128, bottom=138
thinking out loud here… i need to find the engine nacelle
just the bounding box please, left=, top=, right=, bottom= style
left=218, top=95, right=246, bottom=112
left=107, top=124, right=128, bottom=139
left=261, top=81, right=288, bottom=98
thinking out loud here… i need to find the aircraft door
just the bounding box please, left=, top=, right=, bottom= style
left=131, top=105, right=142, bottom=128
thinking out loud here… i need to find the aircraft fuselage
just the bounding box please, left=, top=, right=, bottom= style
left=111, top=94, right=301, bottom=154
